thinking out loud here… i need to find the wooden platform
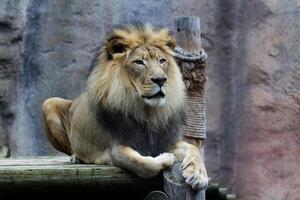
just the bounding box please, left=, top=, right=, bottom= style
left=0, top=156, right=161, bottom=189
left=0, top=157, right=237, bottom=200
left=0, top=157, right=162, bottom=199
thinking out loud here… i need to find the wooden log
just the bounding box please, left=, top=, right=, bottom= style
left=0, top=145, right=10, bottom=158
left=174, top=16, right=206, bottom=144
left=163, top=162, right=205, bottom=200
left=144, top=191, right=169, bottom=200
left=174, top=16, right=202, bottom=53
left=0, top=157, right=161, bottom=192
left=226, top=194, right=237, bottom=200
left=0, top=157, right=238, bottom=199
left=163, top=16, right=206, bottom=200
left=219, top=187, right=228, bottom=199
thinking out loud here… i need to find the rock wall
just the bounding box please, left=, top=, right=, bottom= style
left=0, top=0, right=28, bottom=157
left=0, top=0, right=300, bottom=199
left=234, top=1, right=300, bottom=199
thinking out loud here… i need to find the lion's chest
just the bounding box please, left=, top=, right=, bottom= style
left=97, top=108, right=184, bottom=157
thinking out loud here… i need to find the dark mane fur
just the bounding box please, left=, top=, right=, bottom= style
left=96, top=107, right=186, bottom=157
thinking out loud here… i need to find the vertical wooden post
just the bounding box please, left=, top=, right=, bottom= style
left=174, top=16, right=206, bottom=146
left=163, top=162, right=205, bottom=200
left=0, top=145, right=10, bottom=158
left=163, top=16, right=207, bottom=200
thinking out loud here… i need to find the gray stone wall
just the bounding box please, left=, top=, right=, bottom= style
left=0, top=0, right=300, bottom=199
left=0, top=0, right=28, bottom=156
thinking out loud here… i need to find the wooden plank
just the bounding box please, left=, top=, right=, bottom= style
left=0, top=157, right=237, bottom=199
left=0, top=157, right=161, bottom=192
left=0, top=156, right=70, bottom=166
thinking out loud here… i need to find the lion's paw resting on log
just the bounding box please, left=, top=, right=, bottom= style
left=42, top=25, right=208, bottom=190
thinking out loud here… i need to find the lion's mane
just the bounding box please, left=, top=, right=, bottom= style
left=86, top=25, right=186, bottom=155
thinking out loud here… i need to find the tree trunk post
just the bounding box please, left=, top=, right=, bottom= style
left=174, top=16, right=206, bottom=146
left=163, top=16, right=207, bottom=200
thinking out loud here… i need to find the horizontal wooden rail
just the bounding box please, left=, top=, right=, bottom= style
left=0, top=157, right=236, bottom=199
left=0, top=157, right=161, bottom=192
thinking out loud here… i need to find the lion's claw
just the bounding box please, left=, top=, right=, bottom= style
left=183, top=168, right=208, bottom=190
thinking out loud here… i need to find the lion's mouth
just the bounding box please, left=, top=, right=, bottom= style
left=142, top=90, right=165, bottom=99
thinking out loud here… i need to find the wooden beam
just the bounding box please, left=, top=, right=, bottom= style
left=0, top=145, right=10, bottom=158
left=0, top=157, right=237, bottom=199
left=164, top=162, right=204, bottom=200
left=0, top=157, right=161, bottom=192
left=174, top=16, right=202, bottom=53
left=174, top=16, right=207, bottom=144
left=163, top=16, right=207, bottom=200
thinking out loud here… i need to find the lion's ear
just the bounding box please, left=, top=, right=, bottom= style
left=106, top=36, right=128, bottom=57
left=166, top=36, right=176, bottom=49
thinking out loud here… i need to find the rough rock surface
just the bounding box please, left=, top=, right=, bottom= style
left=0, top=0, right=300, bottom=199
left=0, top=0, right=28, bottom=156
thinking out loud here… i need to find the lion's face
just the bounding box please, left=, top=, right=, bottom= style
left=124, top=45, right=169, bottom=106
left=88, top=25, right=185, bottom=122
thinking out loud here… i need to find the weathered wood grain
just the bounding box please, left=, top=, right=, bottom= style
left=175, top=16, right=207, bottom=142
left=0, top=157, right=237, bottom=199
left=174, top=16, right=202, bottom=53
left=164, top=162, right=205, bottom=200
left=0, top=157, right=161, bottom=192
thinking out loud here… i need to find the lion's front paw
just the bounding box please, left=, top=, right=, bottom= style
left=181, top=154, right=208, bottom=191
left=136, top=153, right=175, bottom=178
left=156, top=153, right=176, bottom=168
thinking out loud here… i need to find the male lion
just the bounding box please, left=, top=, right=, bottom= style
left=42, top=25, right=208, bottom=190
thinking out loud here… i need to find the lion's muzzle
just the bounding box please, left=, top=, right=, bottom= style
left=141, top=86, right=167, bottom=107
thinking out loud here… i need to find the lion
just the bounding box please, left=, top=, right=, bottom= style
left=42, top=25, right=208, bottom=190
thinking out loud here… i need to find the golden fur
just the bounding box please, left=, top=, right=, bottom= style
left=42, top=25, right=208, bottom=190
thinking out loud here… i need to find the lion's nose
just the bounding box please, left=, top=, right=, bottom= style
left=151, top=77, right=167, bottom=87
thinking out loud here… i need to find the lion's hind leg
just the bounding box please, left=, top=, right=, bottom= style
left=42, top=97, right=73, bottom=155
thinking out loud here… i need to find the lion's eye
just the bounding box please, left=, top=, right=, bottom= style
left=134, top=59, right=145, bottom=66
left=159, top=58, right=166, bottom=64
